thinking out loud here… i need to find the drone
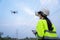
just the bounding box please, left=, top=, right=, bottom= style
left=11, top=10, right=18, bottom=14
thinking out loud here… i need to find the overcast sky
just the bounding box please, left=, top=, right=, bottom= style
left=0, top=0, right=60, bottom=39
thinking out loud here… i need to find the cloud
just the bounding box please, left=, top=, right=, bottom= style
left=39, top=0, right=60, bottom=16
left=15, top=2, right=37, bottom=16
left=0, top=16, right=36, bottom=27
left=15, top=2, right=39, bottom=21
left=23, top=7, right=35, bottom=16
left=40, top=0, right=59, bottom=6
left=39, top=0, right=59, bottom=10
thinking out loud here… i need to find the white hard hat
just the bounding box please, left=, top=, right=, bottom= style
left=35, top=9, right=49, bottom=16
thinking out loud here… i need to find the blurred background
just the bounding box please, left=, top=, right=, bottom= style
left=0, top=0, right=60, bottom=39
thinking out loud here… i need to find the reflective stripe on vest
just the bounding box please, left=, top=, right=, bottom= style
left=44, top=30, right=56, bottom=33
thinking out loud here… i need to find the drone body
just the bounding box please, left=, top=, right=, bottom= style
left=11, top=10, right=18, bottom=14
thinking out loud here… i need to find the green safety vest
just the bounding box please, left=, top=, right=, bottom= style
left=36, top=19, right=57, bottom=38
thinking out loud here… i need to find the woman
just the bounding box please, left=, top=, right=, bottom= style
left=35, top=9, right=57, bottom=40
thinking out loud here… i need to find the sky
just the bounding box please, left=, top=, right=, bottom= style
left=0, top=0, right=60, bottom=39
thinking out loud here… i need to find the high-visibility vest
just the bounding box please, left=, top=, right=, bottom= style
left=36, top=19, right=57, bottom=38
